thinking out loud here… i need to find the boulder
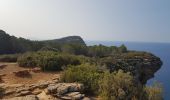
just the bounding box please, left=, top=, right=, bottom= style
left=46, top=83, right=85, bottom=100
left=47, top=83, right=84, bottom=96
left=69, top=83, right=84, bottom=92
left=37, top=82, right=49, bottom=89
left=47, top=83, right=62, bottom=94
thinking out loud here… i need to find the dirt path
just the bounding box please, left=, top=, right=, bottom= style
left=0, top=63, right=61, bottom=84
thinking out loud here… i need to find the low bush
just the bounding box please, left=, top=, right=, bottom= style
left=99, top=70, right=147, bottom=100
left=145, top=82, right=163, bottom=100
left=17, top=52, right=37, bottom=67
left=17, top=51, right=83, bottom=71
left=37, top=52, right=81, bottom=71
left=61, top=63, right=101, bottom=94
left=99, top=70, right=163, bottom=100
left=0, top=54, right=20, bottom=62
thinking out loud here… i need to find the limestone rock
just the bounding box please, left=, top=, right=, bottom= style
left=4, top=89, right=15, bottom=95
left=37, top=82, right=49, bottom=89
left=65, top=92, right=85, bottom=100
left=47, top=83, right=84, bottom=96
left=15, top=90, right=31, bottom=96
left=72, top=93, right=85, bottom=100
left=4, top=95, right=38, bottom=100
left=32, top=89, right=42, bottom=95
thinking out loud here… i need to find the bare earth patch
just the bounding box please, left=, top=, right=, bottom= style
left=0, top=62, right=61, bottom=85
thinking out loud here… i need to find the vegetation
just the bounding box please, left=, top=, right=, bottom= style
left=61, top=64, right=163, bottom=100
left=0, top=54, right=20, bottom=62
left=0, top=30, right=128, bottom=56
left=17, top=51, right=87, bottom=71
left=87, top=44, right=127, bottom=57
left=61, top=63, right=101, bottom=93
left=99, top=70, right=147, bottom=100
left=145, top=82, right=163, bottom=100
left=0, top=30, right=86, bottom=55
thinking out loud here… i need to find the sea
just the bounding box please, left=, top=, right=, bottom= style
left=86, top=41, right=170, bottom=99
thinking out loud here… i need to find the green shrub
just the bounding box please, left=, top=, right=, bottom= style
left=118, top=44, right=127, bottom=53
left=99, top=70, right=147, bottom=100
left=37, top=53, right=81, bottom=71
left=61, top=63, right=101, bottom=94
left=0, top=54, right=20, bottom=62
left=17, top=52, right=38, bottom=67
left=17, top=51, right=82, bottom=71
left=145, top=82, right=163, bottom=100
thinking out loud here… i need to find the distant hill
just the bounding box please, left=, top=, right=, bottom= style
left=45, top=36, right=86, bottom=45
left=0, top=30, right=86, bottom=54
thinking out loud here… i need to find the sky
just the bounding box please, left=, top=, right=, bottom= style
left=0, top=0, right=170, bottom=43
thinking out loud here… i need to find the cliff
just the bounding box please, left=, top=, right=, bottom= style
left=99, top=51, right=162, bottom=84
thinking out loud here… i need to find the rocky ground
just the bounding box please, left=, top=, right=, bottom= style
left=0, top=63, right=92, bottom=100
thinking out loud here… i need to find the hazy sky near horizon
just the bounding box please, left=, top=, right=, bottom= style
left=0, top=0, right=170, bottom=42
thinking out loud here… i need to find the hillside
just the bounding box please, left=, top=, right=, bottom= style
left=0, top=30, right=86, bottom=54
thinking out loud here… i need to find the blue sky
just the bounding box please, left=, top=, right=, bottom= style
left=0, top=0, right=169, bottom=42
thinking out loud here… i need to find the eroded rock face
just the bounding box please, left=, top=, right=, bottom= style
left=137, top=56, right=162, bottom=84
left=100, top=51, right=163, bottom=84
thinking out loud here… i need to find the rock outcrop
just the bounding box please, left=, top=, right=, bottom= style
left=100, top=51, right=163, bottom=84
left=6, top=95, right=38, bottom=100
left=46, top=83, right=84, bottom=99
left=0, top=77, right=86, bottom=100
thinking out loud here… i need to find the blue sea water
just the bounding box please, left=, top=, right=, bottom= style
left=86, top=41, right=170, bottom=99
